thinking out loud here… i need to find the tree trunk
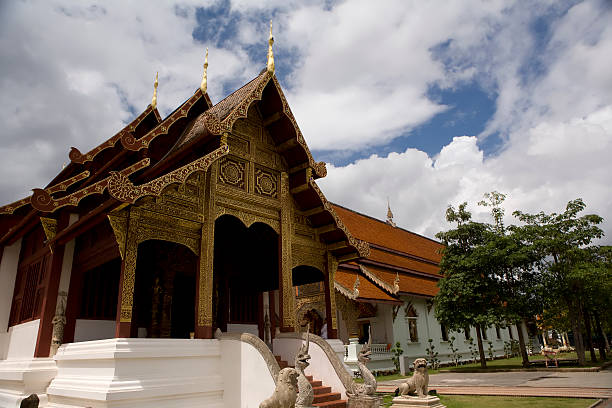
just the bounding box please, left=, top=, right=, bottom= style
left=593, top=310, right=607, bottom=361
left=475, top=325, right=487, bottom=368
left=516, top=320, right=530, bottom=368
left=567, top=300, right=586, bottom=365
left=583, top=308, right=597, bottom=363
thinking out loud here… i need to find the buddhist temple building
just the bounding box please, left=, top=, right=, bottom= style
left=0, top=33, right=525, bottom=407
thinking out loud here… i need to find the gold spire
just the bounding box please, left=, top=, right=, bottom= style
left=267, top=20, right=275, bottom=74
left=386, top=197, right=397, bottom=227
left=200, top=48, right=208, bottom=94
left=151, top=72, right=158, bottom=109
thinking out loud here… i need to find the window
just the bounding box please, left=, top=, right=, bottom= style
left=464, top=326, right=471, bottom=340
left=9, top=226, right=50, bottom=327
left=405, top=304, right=418, bottom=342
left=440, top=323, right=449, bottom=341
left=79, top=259, right=120, bottom=320
left=508, top=326, right=514, bottom=340
left=495, top=325, right=501, bottom=339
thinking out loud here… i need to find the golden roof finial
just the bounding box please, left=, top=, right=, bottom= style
left=151, top=72, right=158, bottom=109
left=386, top=197, right=397, bottom=227
left=267, top=20, right=275, bottom=74
left=200, top=48, right=208, bottom=94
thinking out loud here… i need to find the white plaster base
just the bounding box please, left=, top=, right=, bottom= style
left=390, top=395, right=445, bottom=407
left=0, top=358, right=57, bottom=408
left=46, top=338, right=224, bottom=408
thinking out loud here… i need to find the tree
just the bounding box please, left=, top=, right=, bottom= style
left=435, top=203, right=500, bottom=368
left=513, top=199, right=604, bottom=366
left=479, top=192, right=542, bottom=368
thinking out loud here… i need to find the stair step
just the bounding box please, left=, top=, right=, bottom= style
left=310, top=380, right=322, bottom=387
left=313, top=400, right=347, bottom=408
left=306, top=375, right=313, bottom=381
left=313, top=392, right=341, bottom=404
left=312, top=385, right=332, bottom=395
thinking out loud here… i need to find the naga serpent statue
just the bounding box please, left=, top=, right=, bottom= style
left=294, top=324, right=314, bottom=408
left=348, top=327, right=377, bottom=397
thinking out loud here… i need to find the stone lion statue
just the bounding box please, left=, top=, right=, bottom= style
left=394, top=358, right=429, bottom=398
left=260, top=367, right=299, bottom=408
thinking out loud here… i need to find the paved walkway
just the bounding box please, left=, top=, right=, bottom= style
left=377, top=368, right=612, bottom=400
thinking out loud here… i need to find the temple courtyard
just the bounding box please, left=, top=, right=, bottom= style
left=378, top=366, right=612, bottom=406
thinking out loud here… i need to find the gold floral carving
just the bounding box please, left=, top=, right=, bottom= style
left=120, top=210, right=140, bottom=322
left=254, top=166, right=278, bottom=198
left=0, top=170, right=90, bottom=215
left=107, top=210, right=128, bottom=259
left=216, top=205, right=280, bottom=233
left=108, top=145, right=228, bottom=203
left=39, top=217, right=58, bottom=242
left=198, top=164, right=217, bottom=327
left=308, top=178, right=370, bottom=259
left=327, top=251, right=338, bottom=330
left=120, top=89, right=208, bottom=151
left=280, top=172, right=295, bottom=328
left=200, top=71, right=326, bottom=179
left=31, top=159, right=150, bottom=213
left=70, top=106, right=158, bottom=163
left=218, top=155, right=247, bottom=190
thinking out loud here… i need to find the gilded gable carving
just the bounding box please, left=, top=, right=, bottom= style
left=219, top=156, right=247, bottom=190
left=228, top=134, right=249, bottom=158
left=254, top=166, right=278, bottom=198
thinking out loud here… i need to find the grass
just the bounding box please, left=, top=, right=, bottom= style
left=380, top=394, right=597, bottom=408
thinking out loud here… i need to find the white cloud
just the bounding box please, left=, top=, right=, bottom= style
left=320, top=104, right=612, bottom=242
left=1, top=0, right=610, bottom=245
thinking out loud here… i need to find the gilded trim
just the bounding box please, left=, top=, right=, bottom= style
left=40, top=217, right=58, bottom=242
left=0, top=170, right=90, bottom=215
left=359, top=264, right=396, bottom=295
left=30, top=159, right=150, bottom=213
left=69, top=105, right=158, bottom=164
left=308, top=178, right=370, bottom=258
left=121, top=89, right=209, bottom=151
left=108, top=145, right=228, bottom=203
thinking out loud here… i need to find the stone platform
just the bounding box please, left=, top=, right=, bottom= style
left=390, top=395, right=445, bottom=408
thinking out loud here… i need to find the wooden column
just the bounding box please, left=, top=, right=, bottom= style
left=324, top=251, right=338, bottom=339
left=278, top=172, right=295, bottom=332
left=195, top=165, right=216, bottom=339
left=115, top=210, right=139, bottom=338
left=34, top=214, right=69, bottom=357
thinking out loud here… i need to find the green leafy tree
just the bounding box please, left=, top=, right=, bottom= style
left=480, top=192, right=541, bottom=368
left=435, top=203, right=500, bottom=368
left=513, top=199, right=604, bottom=365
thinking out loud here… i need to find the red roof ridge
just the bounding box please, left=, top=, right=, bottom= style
left=331, top=201, right=441, bottom=245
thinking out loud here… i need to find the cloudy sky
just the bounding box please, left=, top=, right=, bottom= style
left=1, top=0, right=611, bottom=242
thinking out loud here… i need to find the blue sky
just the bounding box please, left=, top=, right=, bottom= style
left=0, top=0, right=611, bottom=241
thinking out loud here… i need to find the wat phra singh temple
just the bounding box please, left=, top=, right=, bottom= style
left=0, top=26, right=522, bottom=408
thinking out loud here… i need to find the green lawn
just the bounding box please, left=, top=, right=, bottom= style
left=381, top=394, right=597, bottom=408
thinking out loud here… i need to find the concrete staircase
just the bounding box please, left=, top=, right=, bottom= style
left=274, top=356, right=347, bottom=408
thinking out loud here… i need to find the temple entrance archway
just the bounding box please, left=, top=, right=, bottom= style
left=293, top=265, right=327, bottom=336
left=132, top=240, right=198, bottom=338
left=213, top=215, right=279, bottom=338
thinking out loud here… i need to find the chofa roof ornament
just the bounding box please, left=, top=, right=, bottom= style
left=201, top=48, right=208, bottom=94
left=267, top=20, right=275, bottom=74
left=151, top=72, right=158, bottom=109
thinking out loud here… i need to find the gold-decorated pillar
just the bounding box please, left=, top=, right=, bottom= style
left=115, top=209, right=139, bottom=338
left=324, top=251, right=338, bottom=339
left=278, top=172, right=295, bottom=331
left=195, top=164, right=216, bottom=338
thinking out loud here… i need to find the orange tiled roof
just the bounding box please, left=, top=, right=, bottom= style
left=368, top=248, right=440, bottom=276
left=364, top=264, right=440, bottom=297
left=332, top=204, right=443, bottom=263
left=336, top=268, right=400, bottom=303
